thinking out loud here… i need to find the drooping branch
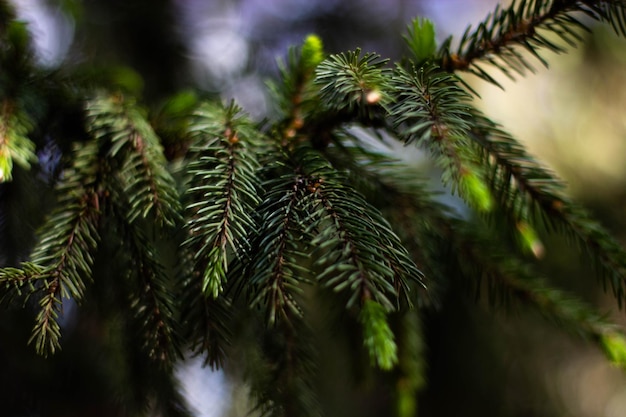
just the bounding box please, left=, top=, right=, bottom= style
left=243, top=170, right=312, bottom=326
left=467, top=113, right=626, bottom=306
left=183, top=102, right=262, bottom=298
left=21, top=140, right=102, bottom=355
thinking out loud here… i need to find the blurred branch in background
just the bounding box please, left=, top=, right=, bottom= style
left=472, top=4, right=626, bottom=417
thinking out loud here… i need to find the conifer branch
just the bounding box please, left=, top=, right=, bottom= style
left=60, top=96, right=185, bottom=363
left=0, top=263, right=44, bottom=301
left=450, top=220, right=626, bottom=363
left=304, top=149, right=424, bottom=370
left=363, top=155, right=626, bottom=365
left=25, top=140, right=102, bottom=355
left=244, top=169, right=313, bottom=326
left=28, top=195, right=100, bottom=355
left=237, top=149, right=322, bottom=413
left=315, top=49, right=391, bottom=122
left=300, top=147, right=423, bottom=312
left=2, top=2, right=626, bottom=413
left=183, top=102, right=262, bottom=298
left=319, top=138, right=455, bottom=304
left=440, top=0, right=626, bottom=85
left=389, top=65, right=493, bottom=211
left=112, top=213, right=181, bottom=365
left=86, top=94, right=181, bottom=227
left=269, top=36, right=324, bottom=143
left=292, top=148, right=424, bottom=376
left=469, top=114, right=626, bottom=306
left=361, top=159, right=625, bottom=366
left=326, top=134, right=626, bottom=370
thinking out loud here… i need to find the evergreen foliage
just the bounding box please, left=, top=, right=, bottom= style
left=2, top=0, right=626, bottom=416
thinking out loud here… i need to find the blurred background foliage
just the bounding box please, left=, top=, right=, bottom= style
left=2, top=0, right=626, bottom=416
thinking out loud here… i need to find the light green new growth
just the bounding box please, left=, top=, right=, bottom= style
left=360, top=299, right=398, bottom=370
left=301, top=34, right=325, bottom=71
left=460, top=170, right=494, bottom=212
left=404, top=18, right=437, bottom=63
left=0, top=113, right=36, bottom=182
left=601, top=333, right=626, bottom=368
left=516, top=221, right=545, bottom=258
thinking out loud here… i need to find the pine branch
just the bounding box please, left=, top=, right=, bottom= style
left=340, top=104, right=626, bottom=372
left=403, top=18, right=438, bottom=65
left=322, top=135, right=621, bottom=350
left=286, top=147, right=422, bottom=369
left=449, top=218, right=626, bottom=367
left=469, top=113, right=626, bottom=306
left=389, top=64, right=493, bottom=212
left=595, top=0, right=626, bottom=36
left=243, top=166, right=314, bottom=326
left=440, top=0, right=626, bottom=85
left=1, top=93, right=184, bottom=357
left=356, top=156, right=625, bottom=368
left=359, top=150, right=626, bottom=368
left=110, top=209, right=181, bottom=365
left=315, top=49, right=391, bottom=121
left=301, top=147, right=423, bottom=311
left=233, top=147, right=322, bottom=414
left=317, top=136, right=458, bottom=308
left=127, top=237, right=181, bottom=364
left=0, top=262, right=44, bottom=302
left=22, top=140, right=102, bottom=355
left=269, top=36, right=323, bottom=127
left=183, top=101, right=262, bottom=298
left=86, top=94, right=181, bottom=227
